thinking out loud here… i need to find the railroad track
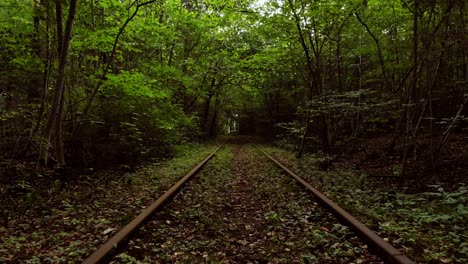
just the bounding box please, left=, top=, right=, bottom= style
left=83, top=143, right=413, bottom=264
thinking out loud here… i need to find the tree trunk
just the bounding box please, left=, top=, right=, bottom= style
left=202, top=98, right=213, bottom=136
left=38, top=0, right=78, bottom=167
left=287, top=0, right=317, bottom=158
left=296, top=110, right=310, bottom=159
left=355, top=12, right=389, bottom=91
left=402, top=0, right=418, bottom=177
left=209, top=95, right=220, bottom=138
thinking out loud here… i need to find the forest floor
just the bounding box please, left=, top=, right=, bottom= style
left=0, top=144, right=217, bottom=262
left=1, top=143, right=381, bottom=263
left=267, top=133, right=468, bottom=264
left=114, top=144, right=379, bottom=263
left=1, top=139, right=466, bottom=263
left=340, top=133, right=468, bottom=191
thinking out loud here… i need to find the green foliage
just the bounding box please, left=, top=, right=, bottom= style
left=264, top=146, right=468, bottom=263
left=1, top=143, right=217, bottom=262
left=373, top=185, right=468, bottom=263
left=2, top=0, right=466, bottom=261
left=104, top=71, right=172, bottom=99
left=274, top=121, right=305, bottom=149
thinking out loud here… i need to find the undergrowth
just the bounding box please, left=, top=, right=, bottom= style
left=0, top=143, right=216, bottom=262
left=263, top=146, right=468, bottom=264
left=114, top=144, right=380, bottom=263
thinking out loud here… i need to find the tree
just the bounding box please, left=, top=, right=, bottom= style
left=38, top=0, right=78, bottom=167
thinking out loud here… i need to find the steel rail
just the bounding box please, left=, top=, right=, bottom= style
left=82, top=143, right=226, bottom=264
left=255, top=145, right=414, bottom=264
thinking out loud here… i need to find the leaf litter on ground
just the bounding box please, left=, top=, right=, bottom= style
left=262, top=145, right=468, bottom=264
left=114, top=144, right=381, bottom=263
left=0, top=143, right=217, bottom=262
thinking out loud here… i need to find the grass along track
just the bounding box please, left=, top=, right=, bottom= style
left=0, top=143, right=218, bottom=263
left=261, top=145, right=467, bottom=264
left=112, top=144, right=382, bottom=263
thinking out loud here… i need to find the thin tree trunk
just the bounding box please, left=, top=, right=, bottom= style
left=38, top=0, right=78, bottom=167
left=296, top=110, right=310, bottom=159
left=435, top=96, right=468, bottom=159
left=209, top=95, right=220, bottom=138
left=354, top=28, right=363, bottom=137
left=336, top=33, right=343, bottom=92
left=21, top=1, right=52, bottom=158
left=402, top=0, right=418, bottom=177
left=287, top=0, right=316, bottom=158
left=355, top=12, right=389, bottom=91
left=201, top=78, right=216, bottom=136
left=55, top=83, right=66, bottom=166
left=29, top=1, right=44, bottom=102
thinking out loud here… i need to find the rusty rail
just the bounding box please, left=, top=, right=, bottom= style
left=82, top=143, right=226, bottom=264
left=255, top=145, right=414, bottom=264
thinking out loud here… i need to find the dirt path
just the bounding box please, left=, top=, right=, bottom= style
left=114, top=144, right=380, bottom=263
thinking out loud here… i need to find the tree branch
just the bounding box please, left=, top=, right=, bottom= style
left=82, top=0, right=158, bottom=115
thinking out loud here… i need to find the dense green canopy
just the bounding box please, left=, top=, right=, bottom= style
left=0, top=0, right=466, bottom=167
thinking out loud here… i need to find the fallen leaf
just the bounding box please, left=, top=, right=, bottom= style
left=102, top=228, right=114, bottom=235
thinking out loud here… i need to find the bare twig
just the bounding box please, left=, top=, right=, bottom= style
left=436, top=95, right=468, bottom=157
